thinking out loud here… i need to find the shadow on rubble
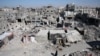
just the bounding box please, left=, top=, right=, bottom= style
left=87, top=41, right=100, bottom=50
left=51, top=50, right=58, bottom=56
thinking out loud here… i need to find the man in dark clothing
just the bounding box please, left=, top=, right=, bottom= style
left=48, top=31, right=50, bottom=40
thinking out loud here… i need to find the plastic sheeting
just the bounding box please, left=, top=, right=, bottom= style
left=30, top=37, right=37, bottom=44
left=0, top=32, right=13, bottom=40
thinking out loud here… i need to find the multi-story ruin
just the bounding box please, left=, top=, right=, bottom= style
left=0, top=3, right=100, bottom=56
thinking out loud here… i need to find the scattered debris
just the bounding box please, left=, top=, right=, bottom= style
left=0, top=3, right=100, bottom=56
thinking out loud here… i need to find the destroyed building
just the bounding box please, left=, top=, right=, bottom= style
left=0, top=3, right=100, bottom=56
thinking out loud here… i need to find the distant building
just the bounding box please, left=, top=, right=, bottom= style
left=65, top=4, right=98, bottom=18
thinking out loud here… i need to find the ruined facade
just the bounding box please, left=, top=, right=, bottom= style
left=0, top=4, right=100, bottom=56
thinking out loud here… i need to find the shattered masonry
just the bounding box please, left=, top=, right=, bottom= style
left=0, top=4, right=100, bottom=56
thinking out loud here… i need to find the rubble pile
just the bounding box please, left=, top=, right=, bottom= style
left=0, top=4, right=100, bottom=56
